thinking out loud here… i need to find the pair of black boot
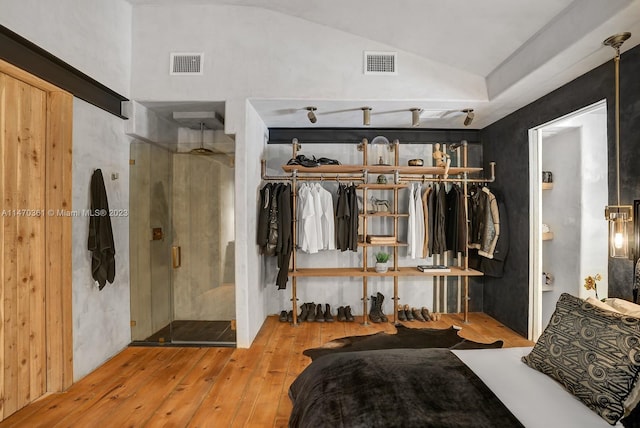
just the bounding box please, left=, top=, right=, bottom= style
left=298, top=303, right=334, bottom=323
left=369, top=292, right=388, bottom=323
left=336, top=306, right=355, bottom=322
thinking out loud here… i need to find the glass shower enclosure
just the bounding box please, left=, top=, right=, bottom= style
left=129, top=135, right=236, bottom=346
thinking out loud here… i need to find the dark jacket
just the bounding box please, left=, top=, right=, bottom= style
left=88, top=169, right=115, bottom=289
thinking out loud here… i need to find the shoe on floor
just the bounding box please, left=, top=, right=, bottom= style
left=299, top=303, right=309, bottom=322
left=344, top=306, right=355, bottom=322
left=421, top=307, right=432, bottom=321
left=337, top=306, right=347, bottom=322
left=324, top=304, right=334, bottom=322
left=306, top=302, right=316, bottom=322
left=279, top=310, right=288, bottom=322
left=412, top=307, right=426, bottom=322
left=315, top=304, right=324, bottom=322
left=397, top=306, right=407, bottom=322
left=404, top=304, right=414, bottom=321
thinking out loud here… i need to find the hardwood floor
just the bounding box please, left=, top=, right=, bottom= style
left=1, top=313, right=532, bottom=427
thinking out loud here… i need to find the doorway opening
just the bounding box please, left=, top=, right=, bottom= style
left=528, top=100, right=608, bottom=340
left=129, top=103, right=236, bottom=346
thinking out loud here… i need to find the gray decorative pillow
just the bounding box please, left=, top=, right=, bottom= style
left=522, top=293, right=640, bottom=425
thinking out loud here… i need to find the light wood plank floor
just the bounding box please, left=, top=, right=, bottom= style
left=1, top=313, right=532, bottom=428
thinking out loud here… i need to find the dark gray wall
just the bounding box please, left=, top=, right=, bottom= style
left=480, top=44, right=640, bottom=337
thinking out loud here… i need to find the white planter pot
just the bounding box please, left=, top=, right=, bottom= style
left=375, top=262, right=388, bottom=273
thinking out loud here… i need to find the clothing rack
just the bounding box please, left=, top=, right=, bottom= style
left=260, top=139, right=496, bottom=325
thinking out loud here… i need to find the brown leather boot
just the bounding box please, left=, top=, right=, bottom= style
left=344, top=305, right=355, bottom=322
left=324, top=304, right=334, bottom=322
left=368, top=296, right=382, bottom=323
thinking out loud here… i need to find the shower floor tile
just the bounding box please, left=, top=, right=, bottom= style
left=142, top=320, right=236, bottom=344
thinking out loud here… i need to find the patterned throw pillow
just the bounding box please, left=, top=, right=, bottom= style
left=522, top=293, right=640, bottom=425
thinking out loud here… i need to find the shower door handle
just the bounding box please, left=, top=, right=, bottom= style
left=172, top=246, right=181, bottom=269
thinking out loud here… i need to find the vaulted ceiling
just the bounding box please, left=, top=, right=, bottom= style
left=126, top=0, right=640, bottom=128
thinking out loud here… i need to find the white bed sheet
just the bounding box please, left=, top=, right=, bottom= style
left=453, top=347, right=618, bottom=428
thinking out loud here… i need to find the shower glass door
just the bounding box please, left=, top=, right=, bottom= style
left=170, top=152, right=236, bottom=345
left=129, top=141, right=174, bottom=344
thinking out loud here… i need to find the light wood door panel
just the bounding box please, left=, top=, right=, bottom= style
left=0, top=72, right=47, bottom=418
left=0, top=57, right=73, bottom=423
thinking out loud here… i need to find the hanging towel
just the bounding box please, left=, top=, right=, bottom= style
left=88, top=169, right=115, bottom=290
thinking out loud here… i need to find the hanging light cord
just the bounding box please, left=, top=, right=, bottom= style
left=614, top=45, right=621, bottom=207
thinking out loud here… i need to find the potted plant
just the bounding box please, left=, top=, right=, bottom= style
left=375, top=252, right=390, bottom=273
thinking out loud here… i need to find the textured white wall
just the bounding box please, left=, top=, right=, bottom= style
left=0, top=0, right=132, bottom=96
left=130, top=4, right=485, bottom=135
left=541, top=129, right=582, bottom=327
left=72, top=99, right=132, bottom=380
left=0, top=0, right=133, bottom=380
left=236, top=102, right=268, bottom=347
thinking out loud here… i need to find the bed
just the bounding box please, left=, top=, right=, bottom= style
left=289, top=294, right=640, bottom=428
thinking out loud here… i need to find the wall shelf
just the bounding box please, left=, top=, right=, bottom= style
left=290, top=266, right=483, bottom=277
left=542, top=182, right=553, bottom=190
left=282, top=164, right=483, bottom=175
left=542, top=232, right=554, bottom=241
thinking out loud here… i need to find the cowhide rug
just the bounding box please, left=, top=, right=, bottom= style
left=303, top=325, right=503, bottom=361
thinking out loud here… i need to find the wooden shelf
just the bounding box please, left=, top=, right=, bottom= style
left=542, top=232, right=554, bottom=241
left=282, top=164, right=483, bottom=175
left=542, top=285, right=554, bottom=292
left=542, top=182, right=553, bottom=190
left=359, top=212, right=409, bottom=218
left=290, top=266, right=483, bottom=277
left=358, top=241, right=408, bottom=247
left=357, top=183, right=408, bottom=190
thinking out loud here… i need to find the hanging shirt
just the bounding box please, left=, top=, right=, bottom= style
left=310, top=184, right=324, bottom=248
left=422, top=186, right=432, bottom=258
left=335, top=184, right=350, bottom=251
left=315, top=183, right=336, bottom=250
left=407, top=183, right=416, bottom=258
left=433, top=183, right=447, bottom=255
left=347, top=185, right=359, bottom=252
left=275, top=183, right=293, bottom=289
left=413, top=183, right=425, bottom=259
left=299, top=184, right=320, bottom=254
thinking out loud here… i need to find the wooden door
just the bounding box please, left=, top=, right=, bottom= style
left=0, top=71, right=47, bottom=417
left=0, top=61, right=73, bottom=420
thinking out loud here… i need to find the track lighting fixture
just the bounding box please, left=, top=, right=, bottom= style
left=362, top=107, right=372, bottom=126
left=306, top=106, right=317, bottom=124
left=462, top=108, right=474, bottom=126
left=411, top=108, right=421, bottom=127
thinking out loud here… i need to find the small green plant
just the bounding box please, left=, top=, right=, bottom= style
left=375, top=252, right=390, bottom=263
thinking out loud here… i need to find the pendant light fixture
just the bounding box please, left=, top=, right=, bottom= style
left=603, top=32, right=633, bottom=258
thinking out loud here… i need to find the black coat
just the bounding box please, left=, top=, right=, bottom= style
left=88, top=169, right=115, bottom=289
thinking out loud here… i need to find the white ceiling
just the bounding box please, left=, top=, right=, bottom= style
left=126, top=0, right=640, bottom=129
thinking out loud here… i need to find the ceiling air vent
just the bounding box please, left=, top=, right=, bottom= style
left=170, top=53, right=203, bottom=75
left=364, top=51, right=397, bottom=75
